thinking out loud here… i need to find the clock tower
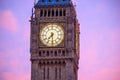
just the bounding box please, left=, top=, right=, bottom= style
left=30, top=0, right=80, bottom=80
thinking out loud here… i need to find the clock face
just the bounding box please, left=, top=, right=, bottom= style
left=40, top=24, right=64, bottom=47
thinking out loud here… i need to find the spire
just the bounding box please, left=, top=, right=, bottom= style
left=34, top=0, right=37, bottom=6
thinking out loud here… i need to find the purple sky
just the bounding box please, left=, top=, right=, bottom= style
left=0, top=0, right=120, bottom=80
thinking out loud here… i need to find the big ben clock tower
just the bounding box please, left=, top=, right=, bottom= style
left=30, top=0, right=80, bottom=80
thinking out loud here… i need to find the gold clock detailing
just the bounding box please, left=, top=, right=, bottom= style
left=40, top=24, right=64, bottom=47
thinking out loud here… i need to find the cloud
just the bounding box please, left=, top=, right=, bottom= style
left=0, top=10, right=18, bottom=32
left=1, top=72, right=30, bottom=80
left=0, top=15, right=31, bottom=79
left=93, top=67, right=120, bottom=80
left=0, top=46, right=30, bottom=80
left=79, top=67, right=120, bottom=80
left=78, top=25, right=120, bottom=80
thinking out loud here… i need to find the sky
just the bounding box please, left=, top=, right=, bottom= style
left=0, top=0, right=120, bottom=80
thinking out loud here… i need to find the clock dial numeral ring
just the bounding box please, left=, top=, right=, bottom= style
left=40, top=24, right=64, bottom=47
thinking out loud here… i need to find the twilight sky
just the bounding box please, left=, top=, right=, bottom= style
left=0, top=0, right=120, bottom=80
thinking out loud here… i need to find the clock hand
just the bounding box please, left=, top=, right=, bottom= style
left=48, top=32, right=54, bottom=39
left=51, top=32, right=54, bottom=37
left=51, top=32, right=54, bottom=45
left=48, top=36, right=51, bottom=39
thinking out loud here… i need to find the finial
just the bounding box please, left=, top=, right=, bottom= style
left=74, top=2, right=76, bottom=7
left=31, top=8, right=34, bottom=19
left=34, top=0, right=36, bottom=6
left=32, top=8, right=33, bottom=14
left=72, top=0, right=76, bottom=7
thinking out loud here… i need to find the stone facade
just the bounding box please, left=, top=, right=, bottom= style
left=30, top=0, right=80, bottom=80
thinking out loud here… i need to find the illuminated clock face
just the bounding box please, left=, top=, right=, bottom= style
left=40, top=24, right=64, bottom=47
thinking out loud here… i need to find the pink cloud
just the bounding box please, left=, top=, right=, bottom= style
left=0, top=47, right=30, bottom=80
left=0, top=10, right=18, bottom=32
left=78, top=26, right=120, bottom=80
left=2, top=72, right=30, bottom=80
left=79, top=67, right=120, bottom=80
left=93, top=67, right=120, bottom=80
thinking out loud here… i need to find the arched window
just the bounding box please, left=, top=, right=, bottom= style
left=52, top=10, right=54, bottom=16
left=63, top=9, right=66, bottom=16
left=39, top=51, right=41, bottom=56
left=56, top=10, right=58, bottom=16
left=62, top=50, right=65, bottom=56
left=48, top=10, right=51, bottom=17
left=44, top=10, right=47, bottom=17
left=51, top=51, right=53, bottom=53
left=60, top=10, right=62, bottom=16
left=43, top=50, right=45, bottom=53
left=47, top=51, right=49, bottom=56
left=54, top=51, right=57, bottom=56
left=40, top=10, right=43, bottom=17
left=63, top=61, right=65, bottom=64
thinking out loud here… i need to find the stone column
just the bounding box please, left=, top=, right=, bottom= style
left=66, top=60, right=74, bottom=80
left=62, top=64, right=66, bottom=80
left=38, top=64, right=42, bottom=80
left=31, top=61, right=39, bottom=80
left=50, top=64, right=54, bottom=80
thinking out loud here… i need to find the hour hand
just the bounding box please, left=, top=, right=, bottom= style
left=48, top=32, right=54, bottom=39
